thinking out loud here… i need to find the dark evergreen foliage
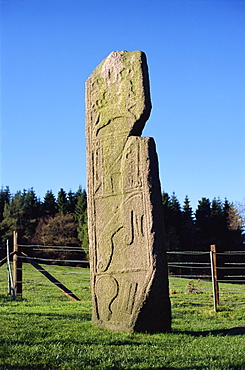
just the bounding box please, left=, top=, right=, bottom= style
left=0, top=187, right=88, bottom=253
left=57, top=188, right=68, bottom=215
left=67, top=190, right=77, bottom=214
left=181, top=196, right=195, bottom=250
left=162, top=193, right=245, bottom=252
left=42, top=190, right=57, bottom=217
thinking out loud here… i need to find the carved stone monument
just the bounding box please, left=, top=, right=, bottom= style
left=86, top=50, right=171, bottom=333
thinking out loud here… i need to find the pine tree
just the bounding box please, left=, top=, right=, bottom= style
left=182, top=196, right=193, bottom=220
left=1, top=189, right=41, bottom=243
left=209, top=198, right=226, bottom=249
left=162, top=192, right=171, bottom=230
left=170, top=192, right=181, bottom=216
left=57, top=188, right=68, bottom=215
left=1, top=190, right=25, bottom=242
left=195, top=197, right=211, bottom=249
left=74, top=189, right=87, bottom=221
left=22, top=188, right=40, bottom=241
left=181, top=196, right=195, bottom=250
left=170, top=192, right=182, bottom=227
left=166, top=192, right=182, bottom=251
left=220, top=199, right=231, bottom=250
left=67, top=190, right=77, bottom=214
left=42, top=190, right=57, bottom=217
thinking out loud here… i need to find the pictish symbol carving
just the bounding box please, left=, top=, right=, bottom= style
left=92, top=139, right=103, bottom=194
left=95, top=275, right=118, bottom=321
left=124, top=140, right=142, bottom=190
left=119, top=280, right=138, bottom=314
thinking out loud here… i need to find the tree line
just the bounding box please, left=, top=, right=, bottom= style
left=0, top=187, right=88, bottom=263
left=162, top=192, right=244, bottom=280
left=0, top=187, right=244, bottom=258
left=162, top=192, right=244, bottom=253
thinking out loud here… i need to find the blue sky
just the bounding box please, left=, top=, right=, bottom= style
left=1, top=0, right=244, bottom=210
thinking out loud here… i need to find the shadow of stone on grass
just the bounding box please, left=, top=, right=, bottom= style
left=174, top=325, right=245, bottom=337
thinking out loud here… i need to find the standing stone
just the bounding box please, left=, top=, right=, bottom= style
left=86, top=50, right=171, bottom=333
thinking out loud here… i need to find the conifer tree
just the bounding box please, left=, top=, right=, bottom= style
left=22, top=188, right=40, bottom=241
left=195, top=197, right=211, bottom=249
left=67, top=190, right=77, bottom=214
left=74, top=189, right=87, bottom=221
left=170, top=192, right=182, bottom=227
left=209, top=198, right=226, bottom=249
left=1, top=190, right=26, bottom=242
left=162, top=192, right=171, bottom=229
left=182, top=196, right=193, bottom=220
left=42, top=190, right=57, bottom=217
left=1, top=189, right=41, bottom=243
left=57, top=188, right=68, bottom=215
left=181, top=196, right=195, bottom=250
left=166, top=192, right=182, bottom=251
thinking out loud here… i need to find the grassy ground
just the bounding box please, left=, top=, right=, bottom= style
left=0, top=264, right=244, bottom=370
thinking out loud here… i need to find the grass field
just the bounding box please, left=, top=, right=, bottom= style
left=0, top=263, right=244, bottom=369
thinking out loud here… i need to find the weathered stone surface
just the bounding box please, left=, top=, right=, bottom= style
left=86, top=50, right=171, bottom=333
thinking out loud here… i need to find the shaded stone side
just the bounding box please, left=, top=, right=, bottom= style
left=86, top=50, right=171, bottom=333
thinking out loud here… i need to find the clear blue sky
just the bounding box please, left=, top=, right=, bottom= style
left=1, top=0, right=244, bottom=210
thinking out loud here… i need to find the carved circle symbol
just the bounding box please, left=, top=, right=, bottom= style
left=95, top=275, right=119, bottom=321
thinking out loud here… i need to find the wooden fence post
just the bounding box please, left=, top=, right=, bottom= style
left=210, top=244, right=219, bottom=311
left=6, top=239, right=16, bottom=300
left=13, top=231, right=22, bottom=297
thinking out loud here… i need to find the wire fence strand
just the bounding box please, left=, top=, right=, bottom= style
left=0, top=244, right=244, bottom=309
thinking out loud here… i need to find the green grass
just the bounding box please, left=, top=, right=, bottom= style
left=0, top=264, right=244, bottom=369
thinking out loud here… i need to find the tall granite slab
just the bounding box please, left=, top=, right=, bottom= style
left=86, top=50, right=171, bottom=333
